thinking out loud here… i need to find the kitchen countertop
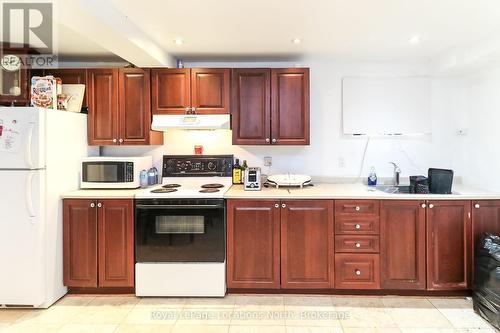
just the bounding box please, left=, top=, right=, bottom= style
left=62, top=183, right=500, bottom=200
left=62, top=188, right=144, bottom=199
left=224, top=183, right=500, bottom=200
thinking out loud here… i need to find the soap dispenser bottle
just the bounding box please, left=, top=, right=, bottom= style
left=368, top=166, right=377, bottom=186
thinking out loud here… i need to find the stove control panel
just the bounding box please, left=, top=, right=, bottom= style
left=162, top=155, right=233, bottom=177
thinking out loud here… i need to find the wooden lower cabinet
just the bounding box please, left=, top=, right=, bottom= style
left=63, top=199, right=98, bottom=287
left=63, top=199, right=134, bottom=288
left=335, top=254, right=380, bottom=289
left=281, top=200, right=334, bottom=288
left=426, top=201, right=471, bottom=290
left=380, top=201, right=426, bottom=290
left=227, top=200, right=281, bottom=289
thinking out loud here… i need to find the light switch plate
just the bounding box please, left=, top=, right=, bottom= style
left=264, top=156, right=272, bottom=167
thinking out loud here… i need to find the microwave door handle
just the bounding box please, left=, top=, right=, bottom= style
left=136, top=204, right=223, bottom=209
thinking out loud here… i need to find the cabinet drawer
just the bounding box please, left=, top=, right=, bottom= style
left=335, top=254, right=380, bottom=289
left=335, top=218, right=380, bottom=234
left=335, top=235, right=379, bottom=253
left=336, top=200, right=379, bottom=217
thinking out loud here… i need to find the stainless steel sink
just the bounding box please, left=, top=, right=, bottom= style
left=373, top=185, right=412, bottom=194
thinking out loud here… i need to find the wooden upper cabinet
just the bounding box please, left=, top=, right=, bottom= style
left=43, top=68, right=88, bottom=108
left=97, top=199, right=134, bottom=287
left=231, top=69, right=271, bottom=145
left=380, top=201, right=426, bottom=290
left=271, top=68, right=310, bottom=145
left=151, top=68, right=191, bottom=114
left=119, top=68, right=162, bottom=145
left=281, top=200, right=334, bottom=289
left=191, top=68, right=230, bottom=114
left=426, top=201, right=471, bottom=290
left=87, top=68, right=119, bottom=145
left=227, top=200, right=281, bottom=289
left=63, top=199, right=98, bottom=288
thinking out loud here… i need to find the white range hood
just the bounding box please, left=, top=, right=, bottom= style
left=151, top=114, right=230, bottom=131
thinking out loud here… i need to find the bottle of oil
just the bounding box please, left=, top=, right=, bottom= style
left=232, top=159, right=242, bottom=184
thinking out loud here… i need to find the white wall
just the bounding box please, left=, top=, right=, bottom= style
left=103, top=57, right=458, bottom=181
left=452, top=66, right=500, bottom=191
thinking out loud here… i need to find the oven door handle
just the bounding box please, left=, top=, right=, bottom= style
left=136, top=204, right=224, bottom=209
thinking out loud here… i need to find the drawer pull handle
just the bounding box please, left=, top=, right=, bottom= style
left=274, top=203, right=279, bottom=208
left=90, top=202, right=95, bottom=208
left=355, top=269, right=361, bottom=276
left=355, top=206, right=360, bottom=211
left=429, top=204, right=434, bottom=209
left=475, top=203, right=480, bottom=209
left=421, top=203, right=426, bottom=208
left=355, top=243, right=361, bottom=248
left=355, top=224, right=361, bottom=229
left=281, top=203, right=286, bottom=208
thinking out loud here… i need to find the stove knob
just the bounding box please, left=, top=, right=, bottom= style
left=207, top=162, right=216, bottom=171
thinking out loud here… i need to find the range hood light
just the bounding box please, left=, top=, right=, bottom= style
left=151, top=114, right=230, bottom=131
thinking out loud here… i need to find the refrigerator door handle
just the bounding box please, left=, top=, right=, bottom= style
left=26, top=171, right=36, bottom=219
left=25, top=123, right=35, bottom=169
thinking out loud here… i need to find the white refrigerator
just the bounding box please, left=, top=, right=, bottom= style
left=0, top=107, right=96, bottom=308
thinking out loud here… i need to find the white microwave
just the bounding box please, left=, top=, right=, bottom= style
left=81, top=156, right=152, bottom=189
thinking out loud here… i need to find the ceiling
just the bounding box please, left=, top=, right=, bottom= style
left=102, top=0, right=500, bottom=61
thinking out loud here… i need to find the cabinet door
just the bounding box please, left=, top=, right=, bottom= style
left=118, top=68, right=162, bottom=145
left=87, top=68, right=119, bottom=145
left=427, top=201, right=471, bottom=290
left=97, top=199, right=134, bottom=287
left=380, top=201, right=426, bottom=290
left=281, top=200, right=334, bottom=288
left=231, top=69, right=271, bottom=145
left=191, top=68, right=230, bottom=114
left=63, top=199, right=98, bottom=287
left=43, top=68, right=87, bottom=107
left=227, top=200, right=281, bottom=289
left=151, top=68, right=191, bottom=114
left=472, top=200, right=500, bottom=284
left=271, top=68, right=310, bottom=145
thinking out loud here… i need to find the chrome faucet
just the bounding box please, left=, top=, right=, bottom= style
left=389, top=162, right=401, bottom=186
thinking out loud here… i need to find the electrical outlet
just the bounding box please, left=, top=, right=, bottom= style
left=264, top=156, right=272, bottom=167
left=338, top=157, right=345, bottom=168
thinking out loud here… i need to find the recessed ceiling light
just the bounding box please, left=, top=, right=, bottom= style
left=408, top=35, right=421, bottom=45
left=291, top=38, right=301, bottom=44
left=173, top=38, right=184, bottom=45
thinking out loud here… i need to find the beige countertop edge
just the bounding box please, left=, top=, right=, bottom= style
left=61, top=189, right=141, bottom=199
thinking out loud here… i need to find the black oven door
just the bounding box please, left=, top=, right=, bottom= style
left=135, top=199, right=225, bottom=263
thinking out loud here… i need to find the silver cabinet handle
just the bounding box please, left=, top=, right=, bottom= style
left=355, top=224, right=361, bottom=229
left=119, top=138, right=123, bottom=143
left=112, top=138, right=117, bottom=143
left=90, top=202, right=95, bottom=208
left=192, top=107, right=196, bottom=112
left=429, top=204, right=434, bottom=209
left=272, top=138, right=277, bottom=143
left=355, top=206, right=360, bottom=211
left=355, top=269, right=361, bottom=276
left=355, top=243, right=361, bottom=248
left=475, top=203, right=480, bottom=209
left=281, top=203, right=286, bottom=208
left=421, top=203, right=426, bottom=208
left=97, top=202, right=102, bottom=208
left=274, top=203, right=279, bottom=208
left=265, top=138, right=270, bottom=143
left=185, top=107, right=191, bottom=113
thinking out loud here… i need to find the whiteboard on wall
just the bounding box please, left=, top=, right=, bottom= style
left=342, top=76, right=431, bottom=135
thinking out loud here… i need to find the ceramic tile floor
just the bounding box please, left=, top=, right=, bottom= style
left=0, top=295, right=496, bottom=333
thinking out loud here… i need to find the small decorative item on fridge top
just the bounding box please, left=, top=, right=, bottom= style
left=232, top=158, right=242, bottom=184
left=31, top=76, right=57, bottom=109
left=140, top=169, right=148, bottom=188
left=194, top=145, right=203, bottom=155
left=367, top=166, right=377, bottom=186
